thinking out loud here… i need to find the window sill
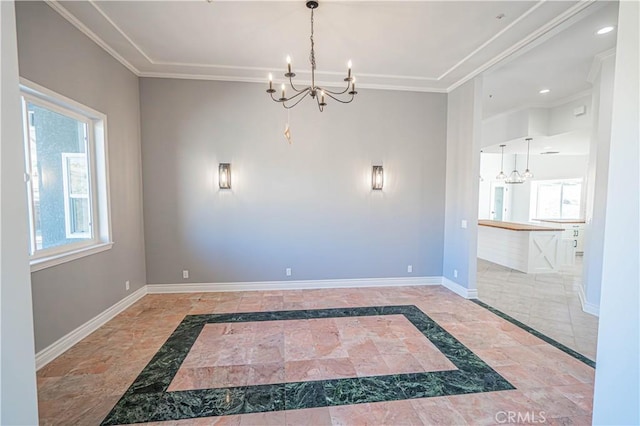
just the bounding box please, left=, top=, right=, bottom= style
left=30, top=242, right=114, bottom=273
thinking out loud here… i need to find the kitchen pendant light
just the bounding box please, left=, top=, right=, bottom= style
left=505, top=155, right=524, bottom=184
left=523, top=137, right=534, bottom=179
left=496, top=144, right=507, bottom=180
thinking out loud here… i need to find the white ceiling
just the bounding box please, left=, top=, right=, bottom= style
left=479, top=2, right=618, bottom=157
left=481, top=129, right=592, bottom=156
left=50, top=0, right=596, bottom=92
left=482, top=1, right=618, bottom=117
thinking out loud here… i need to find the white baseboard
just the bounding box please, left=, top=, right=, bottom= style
left=34, top=275, right=458, bottom=368
left=35, top=286, right=147, bottom=370
left=147, top=276, right=441, bottom=294
left=578, top=285, right=600, bottom=317
left=441, top=277, right=478, bottom=299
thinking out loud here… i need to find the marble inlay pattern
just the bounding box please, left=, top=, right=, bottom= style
left=101, top=306, right=514, bottom=425
left=168, top=315, right=455, bottom=390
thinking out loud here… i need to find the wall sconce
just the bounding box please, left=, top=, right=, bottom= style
left=372, top=165, right=384, bottom=190
left=219, top=163, right=231, bottom=189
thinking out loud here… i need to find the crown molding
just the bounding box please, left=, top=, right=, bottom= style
left=446, top=0, right=597, bottom=93
left=59, top=0, right=442, bottom=86
left=88, top=0, right=154, bottom=64
left=144, top=61, right=441, bottom=82
left=80, top=0, right=543, bottom=85
left=46, top=0, right=598, bottom=95
left=139, top=72, right=448, bottom=93
left=586, top=48, right=616, bottom=83
left=437, top=1, right=545, bottom=81
left=44, top=0, right=140, bottom=75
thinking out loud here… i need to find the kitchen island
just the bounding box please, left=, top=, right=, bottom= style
left=477, top=220, right=566, bottom=274
left=535, top=219, right=586, bottom=254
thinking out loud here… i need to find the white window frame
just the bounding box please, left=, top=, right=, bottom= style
left=529, top=178, right=583, bottom=220
left=20, top=78, right=113, bottom=272
left=61, top=152, right=92, bottom=239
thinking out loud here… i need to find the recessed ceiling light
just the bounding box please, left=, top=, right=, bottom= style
left=597, top=26, right=614, bottom=35
left=539, top=89, right=550, bottom=94
left=544, top=146, right=552, bottom=150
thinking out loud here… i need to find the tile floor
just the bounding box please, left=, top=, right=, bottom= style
left=168, top=315, right=456, bottom=391
left=36, top=286, right=595, bottom=425
left=477, top=256, right=599, bottom=360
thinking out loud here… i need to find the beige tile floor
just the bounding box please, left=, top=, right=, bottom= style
left=36, top=286, right=595, bottom=425
left=477, top=256, right=599, bottom=360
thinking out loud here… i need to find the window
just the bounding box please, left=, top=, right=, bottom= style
left=21, top=80, right=112, bottom=271
left=62, top=153, right=91, bottom=239
left=531, top=179, right=583, bottom=220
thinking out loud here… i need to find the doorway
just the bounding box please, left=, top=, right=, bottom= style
left=490, top=183, right=509, bottom=221
left=473, top=1, right=618, bottom=362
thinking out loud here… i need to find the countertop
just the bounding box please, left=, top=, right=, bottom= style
left=478, top=220, right=565, bottom=232
left=534, top=219, right=586, bottom=224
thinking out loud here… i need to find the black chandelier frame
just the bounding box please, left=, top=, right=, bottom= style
left=266, top=1, right=357, bottom=112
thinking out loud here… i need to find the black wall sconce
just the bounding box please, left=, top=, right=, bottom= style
left=372, top=165, right=384, bottom=190
left=219, top=163, right=231, bottom=189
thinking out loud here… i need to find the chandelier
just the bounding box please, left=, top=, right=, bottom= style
left=505, top=155, right=525, bottom=184
left=522, top=137, right=534, bottom=179
left=496, top=144, right=507, bottom=180
left=266, top=0, right=357, bottom=112
left=496, top=138, right=534, bottom=184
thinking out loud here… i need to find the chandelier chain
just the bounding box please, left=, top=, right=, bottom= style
left=310, top=8, right=316, bottom=76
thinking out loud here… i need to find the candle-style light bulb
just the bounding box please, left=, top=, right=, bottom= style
left=286, top=55, right=292, bottom=74
left=268, top=73, right=273, bottom=90
left=351, top=76, right=356, bottom=92
left=320, top=90, right=325, bottom=104
left=347, top=60, right=352, bottom=79
left=281, top=83, right=286, bottom=99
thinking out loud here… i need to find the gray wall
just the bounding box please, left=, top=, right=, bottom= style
left=442, top=77, right=483, bottom=290
left=1, top=1, right=39, bottom=422
left=140, top=78, right=447, bottom=284
left=16, top=1, right=146, bottom=352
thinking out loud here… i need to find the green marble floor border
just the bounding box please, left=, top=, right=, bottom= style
left=472, top=299, right=596, bottom=368
left=101, top=305, right=514, bottom=425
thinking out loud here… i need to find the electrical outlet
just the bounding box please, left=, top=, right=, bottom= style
left=407, top=265, right=413, bottom=273
left=286, top=268, right=292, bottom=277
left=125, top=280, right=130, bottom=291
left=182, top=270, right=189, bottom=279
left=461, top=220, right=467, bottom=229
left=454, top=269, right=458, bottom=278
